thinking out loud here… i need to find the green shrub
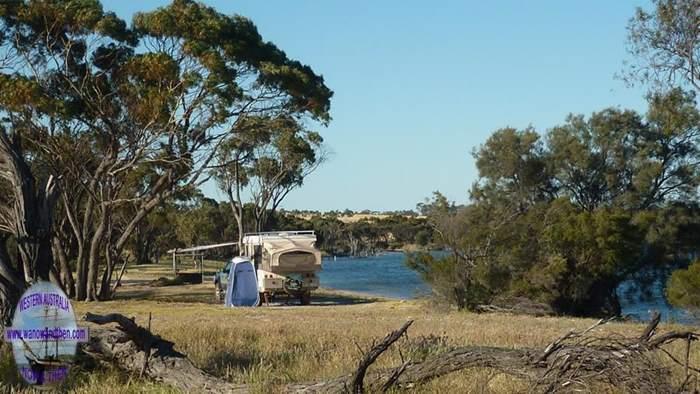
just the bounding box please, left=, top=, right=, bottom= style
left=667, top=260, right=700, bottom=309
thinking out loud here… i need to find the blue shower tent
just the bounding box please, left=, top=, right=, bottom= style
left=224, top=257, right=259, bottom=307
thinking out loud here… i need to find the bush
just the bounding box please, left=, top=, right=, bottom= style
left=409, top=199, right=644, bottom=316
left=667, top=260, right=700, bottom=309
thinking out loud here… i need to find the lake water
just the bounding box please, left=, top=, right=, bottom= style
left=319, top=252, right=430, bottom=299
left=319, top=251, right=696, bottom=323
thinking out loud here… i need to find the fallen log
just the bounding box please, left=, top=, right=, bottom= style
left=292, top=314, right=698, bottom=393
left=288, top=346, right=537, bottom=393
left=80, top=313, right=248, bottom=393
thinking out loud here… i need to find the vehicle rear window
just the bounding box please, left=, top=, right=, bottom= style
left=279, top=251, right=316, bottom=266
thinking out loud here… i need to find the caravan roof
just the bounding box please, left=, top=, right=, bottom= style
left=242, top=231, right=316, bottom=245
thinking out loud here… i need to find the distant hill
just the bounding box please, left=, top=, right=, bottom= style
left=293, top=213, right=426, bottom=223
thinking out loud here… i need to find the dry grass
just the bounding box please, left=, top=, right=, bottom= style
left=2, top=264, right=698, bottom=393
left=67, top=298, right=700, bottom=392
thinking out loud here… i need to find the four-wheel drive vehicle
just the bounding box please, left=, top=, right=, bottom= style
left=213, top=260, right=234, bottom=302
left=214, top=231, right=322, bottom=304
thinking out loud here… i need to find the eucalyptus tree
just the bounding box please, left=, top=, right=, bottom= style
left=470, top=127, right=556, bottom=209
left=545, top=90, right=700, bottom=211
left=214, top=114, right=326, bottom=248
left=0, top=0, right=332, bottom=305
left=636, top=89, right=700, bottom=207
left=626, top=0, right=700, bottom=93
left=546, top=109, right=644, bottom=211
left=248, top=116, right=326, bottom=233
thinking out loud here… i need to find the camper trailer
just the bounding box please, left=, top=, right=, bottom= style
left=214, top=231, right=322, bottom=304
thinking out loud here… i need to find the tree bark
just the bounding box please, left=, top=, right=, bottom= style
left=98, top=243, right=115, bottom=300
left=75, top=194, right=93, bottom=301
left=227, top=187, right=244, bottom=251
left=0, top=234, right=23, bottom=292
left=0, top=129, right=60, bottom=320
left=224, top=159, right=246, bottom=251
left=86, top=206, right=108, bottom=301
left=53, top=236, right=74, bottom=298
left=0, top=235, right=22, bottom=326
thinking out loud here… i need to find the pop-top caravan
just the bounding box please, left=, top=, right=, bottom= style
left=242, top=231, right=322, bottom=305
left=224, top=257, right=260, bottom=307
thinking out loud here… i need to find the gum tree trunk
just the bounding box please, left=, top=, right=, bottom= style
left=0, top=129, right=60, bottom=324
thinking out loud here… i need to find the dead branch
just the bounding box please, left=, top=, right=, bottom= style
left=294, top=314, right=699, bottom=394
left=648, top=330, right=700, bottom=348
left=289, top=345, right=537, bottom=393
left=528, top=313, right=696, bottom=393
left=639, top=311, right=661, bottom=342
left=350, top=320, right=413, bottom=393
left=111, top=256, right=129, bottom=293
left=380, top=360, right=410, bottom=393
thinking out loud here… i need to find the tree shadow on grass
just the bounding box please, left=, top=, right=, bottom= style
left=307, top=293, right=378, bottom=306
left=114, top=284, right=381, bottom=306
left=204, top=351, right=256, bottom=377
left=256, top=290, right=380, bottom=307
left=112, top=284, right=218, bottom=304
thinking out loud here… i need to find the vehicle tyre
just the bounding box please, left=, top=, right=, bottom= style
left=300, top=291, right=311, bottom=305
left=215, top=284, right=224, bottom=302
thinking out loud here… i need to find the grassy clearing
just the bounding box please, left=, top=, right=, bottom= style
left=5, top=296, right=698, bottom=393
left=72, top=299, right=700, bottom=392
left=2, top=262, right=698, bottom=393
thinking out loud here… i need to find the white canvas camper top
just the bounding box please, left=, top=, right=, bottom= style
left=243, top=230, right=317, bottom=245
left=240, top=230, right=321, bottom=304
left=242, top=230, right=321, bottom=273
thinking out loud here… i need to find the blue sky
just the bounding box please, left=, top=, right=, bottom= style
left=108, top=1, right=651, bottom=211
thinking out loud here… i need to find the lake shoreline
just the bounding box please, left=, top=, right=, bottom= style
left=320, top=252, right=697, bottom=323
left=316, top=287, right=401, bottom=301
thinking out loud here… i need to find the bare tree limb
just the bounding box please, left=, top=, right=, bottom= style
left=351, top=320, right=413, bottom=394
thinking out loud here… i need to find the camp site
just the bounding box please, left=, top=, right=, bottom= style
left=2, top=1, right=700, bottom=393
